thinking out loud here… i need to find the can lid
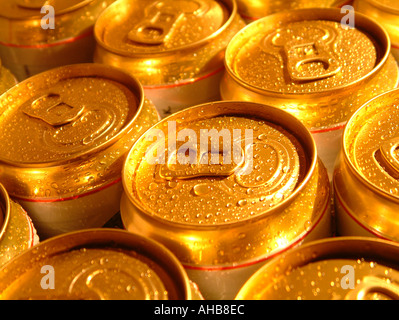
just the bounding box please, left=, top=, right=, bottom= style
left=0, top=229, right=192, bottom=299
left=96, top=0, right=230, bottom=55
left=0, top=0, right=94, bottom=19
left=226, top=9, right=381, bottom=96
left=124, top=102, right=311, bottom=226
left=236, top=237, right=399, bottom=300
left=344, top=88, right=399, bottom=200
left=0, top=64, right=139, bottom=165
left=121, top=101, right=330, bottom=268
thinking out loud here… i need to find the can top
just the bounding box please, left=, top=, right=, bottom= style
left=0, top=63, right=158, bottom=201
left=0, top=229, right=192, bottom=300
left=0, top=64, right=140, bottom=165
left=123, top=101, right=314, bottom=227
left=96, top=0, right=233, bottom=55
left=225, top=8, right=389, bottom=96
left=0, top=0, right=94, bottom=19
left=344, top=88, right=399, bottom=200
left=236, top=237, right=399, bottom=300
left=121, top=101, right=331, bottom=268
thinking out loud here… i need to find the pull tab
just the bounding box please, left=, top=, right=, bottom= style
left=262, top=25, right=341, bottom=82
left=345, top=276, right=399, bottom=300
left=16, top=0, right=47, bottom=9
left=284, top=41, right=341, bottom=81
left=127, top=0, right=209, bottom=45
left=23, top=93, right=85, bottom=127
left=374, top=137, right=399, bottom=180
left=159, top=143, right=245, bottom=180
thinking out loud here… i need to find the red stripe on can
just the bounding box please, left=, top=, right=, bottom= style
left=0, top=29, right=93, bottom=49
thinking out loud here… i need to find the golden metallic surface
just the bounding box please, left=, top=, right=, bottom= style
left=236, top=237, right=399, bottom=300
left=0, top=60, right=17, bottom=95
left=221, top=8, right=399, bottom=130
left=236, top=0, right=349, bottom=21
left=0, top=183, right=38, bottom=268
left=0, top=0, right=116, bottom=80
left=334, top=89, right=399, bottom=241
left=0, top=63, right=159, bottom=202
left=0, top=229, right=193, bottom=300
left=94, top=0, right=245, bottom=86
left=354, top=0, right=399, bottom=58
left=121, top=101, right=331, bottom=268
left=0, top=0, right=115, bottom=45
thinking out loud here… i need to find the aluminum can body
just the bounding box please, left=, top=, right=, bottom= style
left=0, top=63, right=160, bottom=239
left=120, top=101, right=332, bottom=300
left=0, top=183, right=38, bottom=268
left=220, top=8, right=399, bottom=179
left=236, top=237, right=399, bottom=300
left=0, top=0, right=116, bottom=81
left=334, top=88, right=399, bottom=241
left=0, top=228, right=202, bottom=300
left=94, top=0, right=245, bottom=118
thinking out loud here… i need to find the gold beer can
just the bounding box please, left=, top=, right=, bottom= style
left=0, top=63, right=160, bottom=239
left=334, top=88, right=399, bottom=240
left=0, top=0, right=116, bottom=81
left=0, top=183, right=39, bottom=268
left=220, top=8, right=399, bottom=179
left=0, top=228, right=202, bottom=300
left=236, top=237, right=399, bottom=300
left=94, top=0, right=245, bottom=118
left=354, top=0, right=399, bottom=62
left=120, top=101, right=332, bottom=300
left=236, top=0, right=351, bottom=23
left=0, top=58, right=17, bottom=95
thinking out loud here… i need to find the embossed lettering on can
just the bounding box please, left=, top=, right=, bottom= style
left=0, top=0, right=116, bottom=80
left=334, top=88, right=399, bottom=241
left=236, top=0, right=350, bottom=23
left=354, top=0, right=399, bottom=62
left=121, top=101, right=331, bottom=300
left=0, top=183, right=38, bottom=268
left=0, top=64, right=160, bottom=239
left=221, top=8, right=399, bottom=178
left=236, top=237, right=399, bottom=300
left=94, top=0, right=245, bottom=118
left=0, top=229, right=200, bottom=300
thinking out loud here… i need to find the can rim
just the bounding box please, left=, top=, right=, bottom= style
left=223, top=7, right=392, bottom=98
left=0, top=228, right=193, bottom=300
left=94, top=0, right=239, bottom=58
left=235, top=236, right=399, bottom=299
left=0, top=183, right=11, bottom=242
left=342, top=87, right=399, bottom=202
left=0, top=0, right=95, bottom=20
left=122, top=100, right=318, bottom=230
left=0, top=63, right=146, bottom=167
